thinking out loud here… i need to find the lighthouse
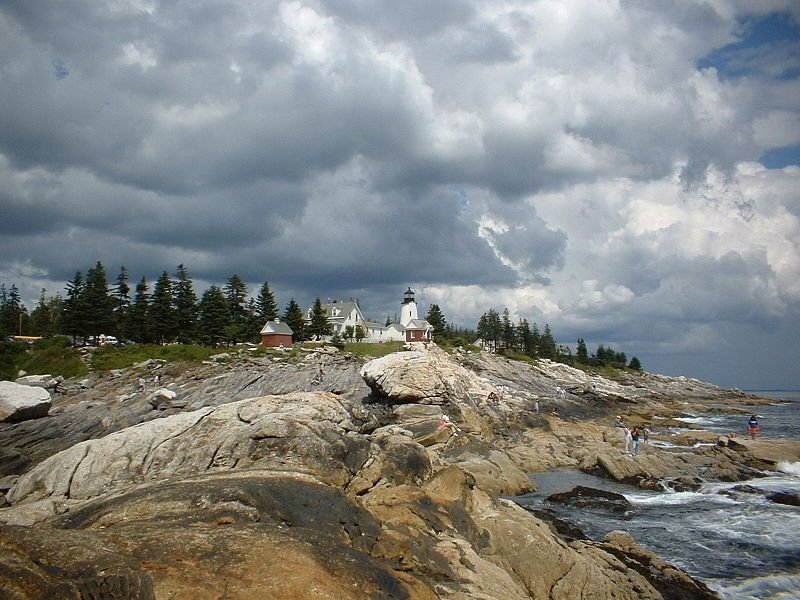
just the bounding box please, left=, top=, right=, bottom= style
left=400, top=287, right=418, bottom=326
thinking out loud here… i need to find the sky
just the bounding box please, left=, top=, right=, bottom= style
left=1, top=1, right=799, bottom=390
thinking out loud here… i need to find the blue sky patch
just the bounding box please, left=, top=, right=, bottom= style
left=698, top=12, right=800, bottom=80
left=760, top=144, right=800, bottom=169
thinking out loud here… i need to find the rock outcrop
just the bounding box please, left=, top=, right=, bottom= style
left=0, top=381, right=52, bottom=423
left=1, top=343, right=786, bottom=599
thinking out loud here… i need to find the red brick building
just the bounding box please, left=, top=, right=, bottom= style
left=259, top=319, right=294, bottom=347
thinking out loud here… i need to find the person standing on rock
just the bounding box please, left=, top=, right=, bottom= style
left=631, top=427, right=640, bottom=455
left=137, top=377, right=146, bottom=392
left=534, top=399, right=539, bottom=414
left=747, top=414, right=759, bottom=440
left=614, top=415, right=631, bottom=453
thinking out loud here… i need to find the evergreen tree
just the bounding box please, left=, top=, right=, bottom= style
left=531, top=322, right=541, bottom=353
left=344, top=325, right=355, bottom=341
left=150, top=271, right=176, bottom=344
left=128, top=277, right=151, bottom=343
left=29, top=289, right=61, bottom=337
left=243, top=297, right=263, bottom=343
left=477, top=308, right=502, bottom=352
left=307, top=298, right=332, bottom=340
left=576, top=338, right=588, bottom=363
left=629, top=356, right=642, bottom=371
left=283, top=298, right=305, bottom=342
left=198, top=285, right=228, bottom=347
left=173, top=264, right=198, bottom=344
left=0, top=284, right=26, bottom=337
left=255, top=282, right=278, bottom=323
left=518, top=319, right=534, bottom=357
left=224, top=274, right=248, bottom=344
left=538, top=324, right=557, bottom=359
left=501, top=308, right=516, bottom=351
left=113, top=266, right=130, bottom=339
left=62, top=271, right=88, bottom=342
left=84, top=261, right=115, bottom=341
left=425, top=304, right=447, bottom=340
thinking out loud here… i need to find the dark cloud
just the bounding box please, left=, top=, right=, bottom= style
left=0, top=1, right=798, bottom=388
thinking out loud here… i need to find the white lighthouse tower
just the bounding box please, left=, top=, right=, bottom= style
left=400, top=287, right=418, bottom=326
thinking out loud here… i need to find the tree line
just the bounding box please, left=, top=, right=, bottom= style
left=477, top=308, right=642, bottom=370
left=0, top=262, right=333, bottom=347
left=1, top=266, right=641, bottom=369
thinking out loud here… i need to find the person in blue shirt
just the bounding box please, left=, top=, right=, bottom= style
left=747, top=415, right=759, bottom=440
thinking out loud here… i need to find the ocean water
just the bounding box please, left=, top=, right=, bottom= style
left=514, top=393, right=800, bottom=600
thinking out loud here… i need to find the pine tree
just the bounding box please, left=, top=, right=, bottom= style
left=283, top=298, right=305, bottom=342
left=425, top=304, right=447, bottom=340
left=307, top=298, right=332, bottom=340
left=501, top=308, right=516, bottom=351
left=114, top=266, right=130, bottom=340
left=128, top=277, right=151, bottom=343
left=538, top=324, right=557, bottom=359
left=62, top=271, right=88, bottom=342
left=84, top=261, right=116, bottom=341
left=29, top=289, right=59, bottom=337
left=255, top=282, right=278, bottom=323
left=576, top=338, right=588, bottom=363
left=518, top=319, right=534, bottom=357
left=150, top=271, right=176, bottom=344
left=198, top=285, right=228, bottom=347
left=0, top=284, right=26, bottom=337
left=174, top=264, right=198, bottom=344
left=224, top=274, right=248, bottom=344
left=629, top=356, right=642, bottom=371
left=477, top=309, right=503, bottom=352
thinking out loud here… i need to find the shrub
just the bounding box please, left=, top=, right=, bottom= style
left=18, top=345, right=88, bottom=379
left=0, top=341, right=28, bottom=381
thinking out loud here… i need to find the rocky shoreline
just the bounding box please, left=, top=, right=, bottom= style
left=1, top=344, right=796, bottom=599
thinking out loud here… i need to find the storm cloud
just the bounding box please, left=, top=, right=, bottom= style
left=1, top=0, right=799, bottom=388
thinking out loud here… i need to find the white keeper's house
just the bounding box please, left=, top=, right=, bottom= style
left=306, top=287, right=433, bottom=343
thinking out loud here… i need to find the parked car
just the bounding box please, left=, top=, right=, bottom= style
left=98, top=334, right=118, bottom=346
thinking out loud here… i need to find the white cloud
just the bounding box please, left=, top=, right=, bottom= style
left=0, top=0, right=798, bottom=387
left=753, top=111, right=800, bottom=149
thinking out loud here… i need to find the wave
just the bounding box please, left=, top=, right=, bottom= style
left=712, top=573, right=800, bottom=600
left=777, top=461, right=800, bottom=477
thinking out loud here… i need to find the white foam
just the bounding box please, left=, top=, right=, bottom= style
left=649, top=440, right=682, bottom=449
left=625, top=490, right=737, bottom=507
left=777, top=461, right=800, bottom=477
left=713, top=573, right=800, bottom=599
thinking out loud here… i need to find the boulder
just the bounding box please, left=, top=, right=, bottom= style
left=0, top=381, right=52, bottom=423
left=547, top=486, right=633, bottom=513
left=14, top=374, right=62, bottom=390
left=766, top=491, right=800, bottom=506
left=148, top=387, right=178, bottom=410
left=360, top=346, right=492, bottom=404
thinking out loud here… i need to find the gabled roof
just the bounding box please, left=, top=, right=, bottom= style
left=260, top=320, right=293, bottom=335
left=404, top=319, right=432, bottom=331
left=313, top=300, right=363, bottom=321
